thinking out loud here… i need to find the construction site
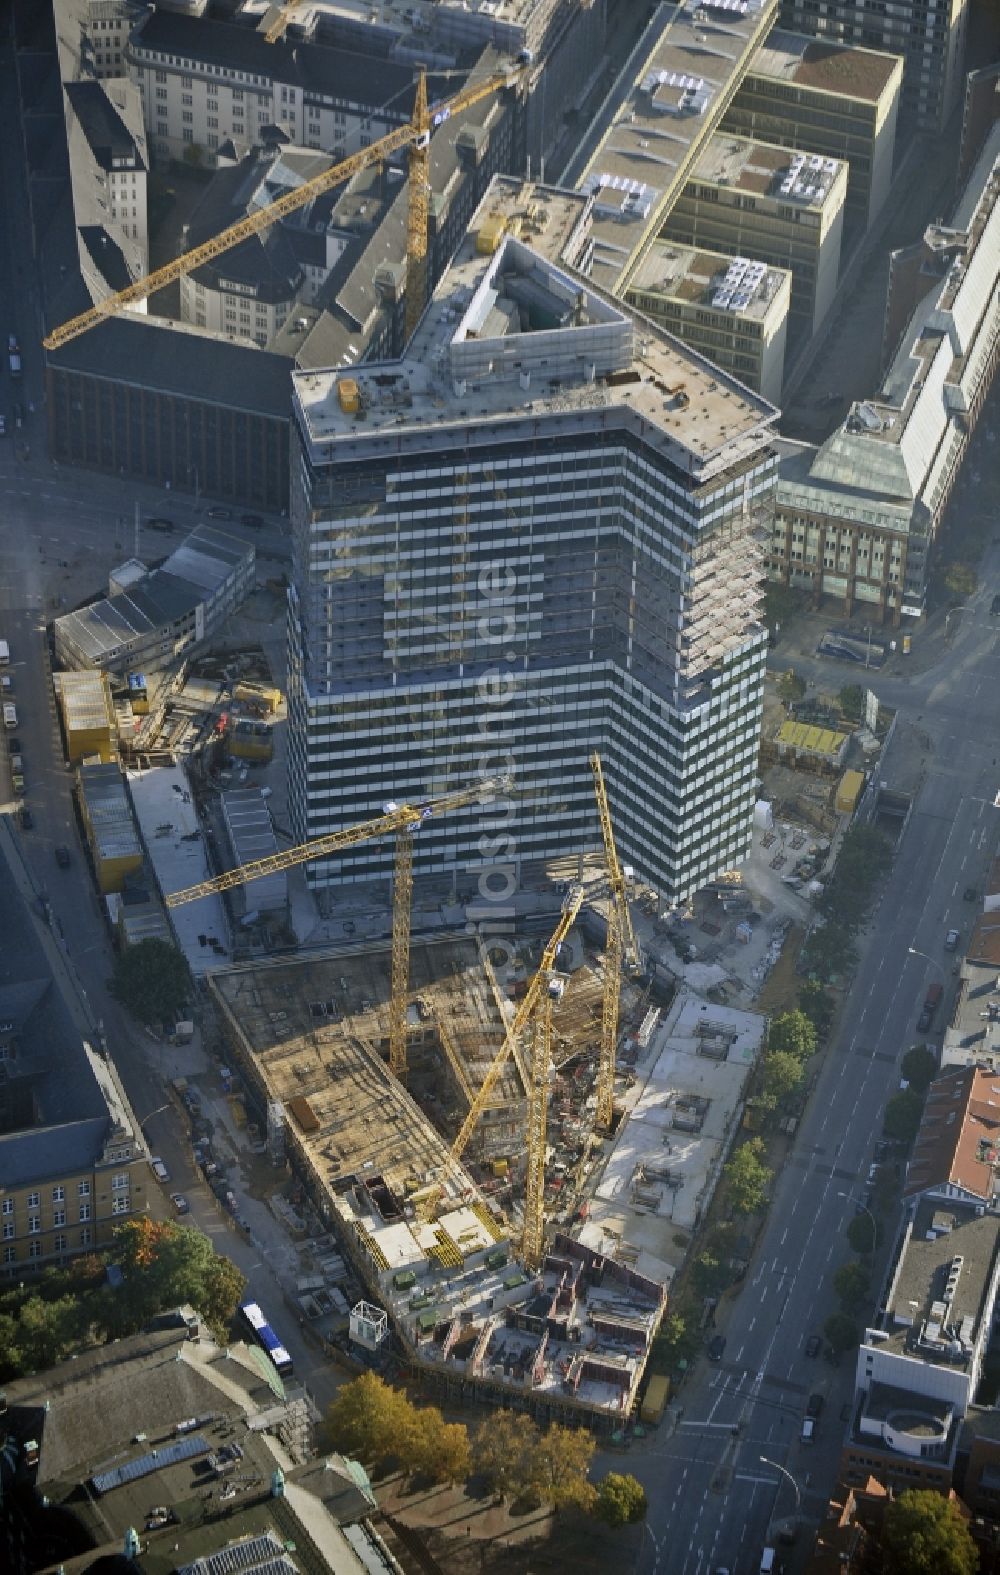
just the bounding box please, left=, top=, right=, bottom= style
left=207, top=926, right=667, bottom=1429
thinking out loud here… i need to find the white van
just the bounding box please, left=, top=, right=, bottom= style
left=3, top=703, right=16, bottom=730
left=759, top=1552, right=777, bottom=1575
left=0, top=639, right=9, bottom=665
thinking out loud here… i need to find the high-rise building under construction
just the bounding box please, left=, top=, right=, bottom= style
left=287, top=182, right=779, bottom=904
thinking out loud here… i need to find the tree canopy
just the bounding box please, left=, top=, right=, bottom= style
left=111, top=938, right=191, bottom=1026
left=767, top=1010, right=817, bottom=1062
left=823, top=1311, right=860, bottom=1354
left=884, top=1088, right=924, bottom=1144
left=322, top=1375, right=471, bottom=1482
left=777, top=668, right=806, bottom=704
left=724, top=1138, right=772, bottom=1216
left=798, top=979, right=835, bottom=1038
left=833, top=1260, right=870, bottom=1311
left=472, top=1411, right=541, bottom=1502
left=594, top=1473, right=647, bottom=1527
left=943, top=563, right=977, bottom=601
left=877, top=1489, right=977, bottom=1575
left=901, top=1045, right=937, bottom=1093
left=758, top=1049, right=804, bottom=1109
left=838, top=683, right=864, bottom=721
left=847, top=1212, right=882, bottom=1255
left=107, top=1217, right=245, bottom=1339
left=654, top=1310, right=702, bottom=1369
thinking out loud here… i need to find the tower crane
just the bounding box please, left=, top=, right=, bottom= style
left=416, top=883, right=584, bottom=1226
left=42, top=63, right=525, bottom=351
left=590, top=753, right=641, bottom=1133
left=165, top=774, right=509, bottom=1080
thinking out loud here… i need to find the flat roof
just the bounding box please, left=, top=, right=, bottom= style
left=127, top=764, right=230, bottom=979
left=294, top=195, right=778, bottom=480
left=749, top=29, right=903, bottom=103
left=691, top=131, right=847, bottom=212
left=579, top=990, right=763, bottom=1281
left=79, top=763, right=143, bottom=863
left=628, top=240, right=790, bottom=324
left=562, top=0, right=780, bottom=292
left=880, top=1198, right=1000, bottom=1367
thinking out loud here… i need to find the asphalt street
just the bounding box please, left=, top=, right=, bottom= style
left=623, top=458, right=1000, bottom=1570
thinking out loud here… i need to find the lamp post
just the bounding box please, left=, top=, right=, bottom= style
left=759, top=1453, right=802, bottom=1515
left=907, top=945, right=944, bottom=978
left=944, top=605, right=969, bottom=638
left=137, top=1103, right=171, bottom=1143
left=838, top=1190, right=878, bottom=1252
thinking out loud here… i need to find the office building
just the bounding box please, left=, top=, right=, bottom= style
left=844, top=1190, right=1000, bottom=1493
left=663, top=132, right=848, bottom=338
left=769, top=122, right=1000, bottom=621
left=0, top=837, right=148, bottom=1276
left=724, top=30, right=903, bottom=227
left=626, top=242, right=792, bottom=403
left=561, top=0, right=781, bottom=295
left=286, top=180, right=779, bottom=903
left=777, top=0, right=968, bottom=131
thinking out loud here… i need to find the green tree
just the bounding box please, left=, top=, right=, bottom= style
left=799, top=978, right=834, bottom=1038
left=472, top=1411, right=540, bottom=1501
left=847, top=1213, right=882, bottom=1255
left=759, top=1050, right=804, bottom=1109
left=653, top=1310, right=701, bottom=1369
left=878, top=1488, right=977, bottom=1575
left=322, top=1374, right=413, bottom=1466
left=884, top=1088, right=924, bottom=1144
left=106, top=1218, right=245, bottom=1340
left=901, top=1045, right=937, bottom=1093
left=838, top=683, right=864, bottom=722
left=111, top=938, right=191, bottom=1026
left=801, top=923, right=858, bottom=983
left=525, top=1423, right=596, bottom=1512
left=767, top=1010, right=817, bottom=1062
left=594, top=1472, right=647, bottom=1527
left=691, top=1250, right=730, bottom=1299
left=833, top=1260, right=871, bottom=1311
left=943, top=563, right=977, bottom=601
left=823, top=1311, right=860, bottom=1354
left=777, top=668, right=806, bottom=704
left=724, top=1138, right=772, bottom=1215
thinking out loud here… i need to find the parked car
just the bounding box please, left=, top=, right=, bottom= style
left=147, top=517, right=174, bottom=533
left=917, top=1004, right=933, bottom=1032
left=708, top=1334, right=726, bottom=1361
left=944, top=928, right=960, bottom=952
left=150, top=1157, right=170, bottom=1183
left=19, top=805, right=33, bottom=830
left=964, top=886, right=978, bottom=901
left=207, top=505, right=232, bottom=520
left=991, top=594, right=1000, bottom=617
left=240, top=512, right=263, bottom=528
left=806, top=1392, right=825, bottom=1417
left=801, top=1416, right=816, bottom=1444
left=170, top=1193, right=190, bottom=1214
left=804, top=1334, right=821, bottom=1358
left=0, top=415, right=5, bottom=437
left=54, top=844, right=71, bottom=868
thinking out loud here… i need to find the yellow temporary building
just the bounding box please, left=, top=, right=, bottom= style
left=55, top=671, right=116, bottom=763
left=836, top=769, right=865, bottom=815
left=776, top=720, right=848, bottom=766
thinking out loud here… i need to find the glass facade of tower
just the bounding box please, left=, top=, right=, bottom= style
left=287, top=407, right=776, bottom=904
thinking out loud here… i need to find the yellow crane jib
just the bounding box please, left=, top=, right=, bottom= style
left=43, top=66, right=527, bottom=352
left=164, top=772, right=511, bottom=908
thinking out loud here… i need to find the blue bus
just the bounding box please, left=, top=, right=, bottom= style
left=238, top=1299, right=294, bottom=1377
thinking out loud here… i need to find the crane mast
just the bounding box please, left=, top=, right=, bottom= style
left=520, top=987, right=554, bottom=1269
left=166, top=774, right=510, bottom=1083
left=590, top=753, right=640, bottom=1131
left=416, top=883, right=584, bottom=1222
left=43, top=66, right=523, bottom=351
